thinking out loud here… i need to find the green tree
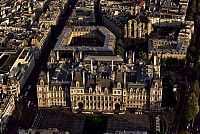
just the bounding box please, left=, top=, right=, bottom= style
left=116, top=39, right=125, bottom=56
left=138, top=51, right=147, bottom=60
left=186, top=0, right=196, bottom=21
left=191, top=80, right=200, bottom=97
left=178, top=130, right=190, bottom=134
left=183, top=92, right=199, bottom=122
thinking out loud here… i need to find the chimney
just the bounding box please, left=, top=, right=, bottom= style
left=71, top=71, right=74, bottom=81
left=80, top=51, right=82, bottom=60
left=124, top=72, right=126, bottom=87
left=118, top=64, right=121, bottom=70
left=154, top=55, right=157, bottom=65
left=91, top=59, right=93, bottom=72
left=132, top=52, right=135, bottom=63
left=47, top=71, right=50, bottom=84
left=111, top=60, right=114, bottom=71
left=73, top=51, right=75, bottom=62
left=56, top=51, right=59, bottom=61
left=83, top=71, right=85, bottom=86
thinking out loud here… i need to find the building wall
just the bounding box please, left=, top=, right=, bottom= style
left=37, top=80, right=67, bottom=108
left=150, top=82, right=162, bottom=109
left=0, top=95, right=15, bottom=133
left=125, top=88, right=147, bottom=109
left=125, top=19, right=152, bottom=39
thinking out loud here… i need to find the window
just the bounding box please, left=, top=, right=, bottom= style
left=40, top=79, right=44, bottom=86
left=76, top=81, right=79, bottom=87
left=117, top=82, right=121, bottom=88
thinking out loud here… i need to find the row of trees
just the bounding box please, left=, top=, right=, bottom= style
left=183, top=80, right=200, bottom=123
left=178, top=81, right=200, bottom=134
left=186, top=0, right=196, bottom=21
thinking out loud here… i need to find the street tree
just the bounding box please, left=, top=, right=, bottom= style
left=116, top=39, right=125, bottom=56
left=186, top=0, right=196, bottom=21
left=191, top=80, right=200, bottom=97
left=183, top=92, right=199, bottom=122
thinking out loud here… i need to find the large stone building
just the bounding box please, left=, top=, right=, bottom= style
left=0, top=94, right=15, bottom=133
left=37, top=54, right=163, bottom=113
left=37, top=67, right=68, bottom=108
left=54, top=26, right=116, bottom=57
left=0, top=47, right=36, bottom=98
left=148, top=21, right=194, bottom=59
left=70, top=55, right=163, bottom=113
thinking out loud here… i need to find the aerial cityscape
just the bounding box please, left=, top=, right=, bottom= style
left=0, top=0, right=199, bottom=133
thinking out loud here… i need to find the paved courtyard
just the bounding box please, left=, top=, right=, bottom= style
left=38, top=109, right=85, bottom=134
left=107, top=112, right=150, bottom=133
left=34, top=110, right=150, bottom=134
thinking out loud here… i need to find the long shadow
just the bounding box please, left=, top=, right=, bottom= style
left=23, top=0, right=78, bottom=104
left=82, top=116, right=108, bottom=134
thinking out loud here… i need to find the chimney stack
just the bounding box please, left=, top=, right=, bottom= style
left=154, top=55, right=157, bottom=65
left=132, top=51, right=135, bottom=63
left=124, top=72, right=126, bottom=87
left=111, top=60, right=114, bottom=71
left=91, top=59, right=93, bottom=72
left=56, top=51, right=59, bottom=61
left=83, top=71, right=85, bottom=86
left=71, top=71, right=74, bottom=81
left=47, top=71, right=50, bottom=84
left=80, top=51, right=82, bottom=60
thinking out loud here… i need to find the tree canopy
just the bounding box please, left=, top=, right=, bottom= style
left=191, top=80, right=200, bottom=97
left=178, top=130, right=190, bottom=134
left=116, top=39, right=125, bottom=56
left=183, top=92, right=199, bottom=122
left=186, top=0, right=196, bottom=20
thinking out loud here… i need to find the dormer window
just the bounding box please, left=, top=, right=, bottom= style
left=117, top=82, right=121, bottom=88
left=53, top=86, right=56, bottom=91
left=59, top=86, right=62, bottom=91
left=51, top=57, right=54, bottom=63
left=89, top=87, right=92, bottom=93
left=40, top=79, right=44, bottom=86
left=105, top=88, right=108, bottom=94
left=76, top=81, right=79, bottom=87
left=130, top=88, right=133, bottom=94
left=155, top=83, right=158, bottom=88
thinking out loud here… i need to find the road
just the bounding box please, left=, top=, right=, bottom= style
left=4, top=0, right=77, bottom=133
left=167, top=82, right=188, bottom=134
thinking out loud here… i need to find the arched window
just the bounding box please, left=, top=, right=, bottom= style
left=53, top=86, right=56, bottom=91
